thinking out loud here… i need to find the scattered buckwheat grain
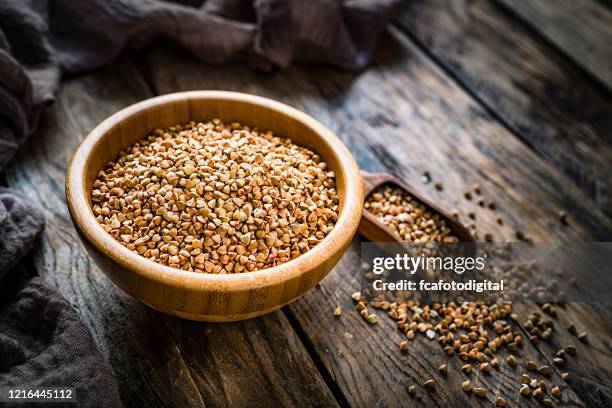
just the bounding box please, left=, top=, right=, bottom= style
left=334, top=306, right=342, bottom=317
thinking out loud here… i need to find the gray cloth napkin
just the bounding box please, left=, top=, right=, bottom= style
left=0, top=189, right=122, bottom=407
left=0, top=0, right=400, bottom=405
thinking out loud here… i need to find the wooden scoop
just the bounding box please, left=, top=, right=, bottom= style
left=358, top=171, right=475, bottom=243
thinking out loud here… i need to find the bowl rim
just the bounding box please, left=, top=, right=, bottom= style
left=66, top=90, right=364, bottom=292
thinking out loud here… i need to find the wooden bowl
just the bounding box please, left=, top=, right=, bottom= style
left=66, top=91, right=364, bottom=322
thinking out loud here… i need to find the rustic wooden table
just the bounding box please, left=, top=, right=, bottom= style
left=4, top=0, right=612, bottom=406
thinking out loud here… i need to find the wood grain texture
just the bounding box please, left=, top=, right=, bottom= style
left=5, top=58, right=338, bottom=408
left=296, top=245, right=589, bottom=407
left=395, top=0, right=612, bottom=216
left=157, top=312, right=339, bottom=407
left=512, top=302, right=612, bottom=406
left=141, top=38, right=612, bottom=242
left=141, top=25, right=611, bottom=405
left=496, top=0, right=612, bottom=90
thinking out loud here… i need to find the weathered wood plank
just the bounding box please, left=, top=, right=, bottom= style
left=392, top=5, right=612, bottom=400
left=496, top=0, right=612, bottom=90
left=144, top=41, right=612, bottom=241
left=5, top=57, right=338, bottom=408
left=298, top=249, right=593, bottom=407
left=395, top=0, right=612, bottom=217
left=157, top=312, right=338, bottom=407
left=142, top=25, right=611, bottom=404
left=512, top=302, right=612, bottom=406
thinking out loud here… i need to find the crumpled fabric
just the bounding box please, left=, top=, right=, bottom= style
left=0, top=0, right=400, bottom=404
left=0, top=190, right=122, bottom=406
left=0, top=0, right=401, bottom=172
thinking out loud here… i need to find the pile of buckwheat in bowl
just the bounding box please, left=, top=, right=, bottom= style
left=91, top=119, right=339, bottom=274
